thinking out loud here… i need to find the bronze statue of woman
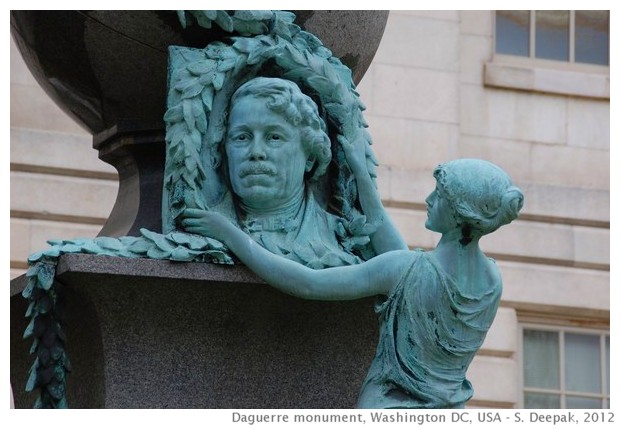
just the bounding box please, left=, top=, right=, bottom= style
left=182, top=157, right=524, bottom=408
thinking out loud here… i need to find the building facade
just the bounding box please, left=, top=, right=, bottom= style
left=10, top=10, right=610, bottom=408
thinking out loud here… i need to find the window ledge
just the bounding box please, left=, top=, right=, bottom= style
left=484, top=59, right=610, bottom=100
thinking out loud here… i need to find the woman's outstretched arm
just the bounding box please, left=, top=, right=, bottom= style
left=181, top=209, right=406, bottom=300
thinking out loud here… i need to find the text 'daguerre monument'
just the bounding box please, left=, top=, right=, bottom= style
left=10, top=10, right=523, bottom=409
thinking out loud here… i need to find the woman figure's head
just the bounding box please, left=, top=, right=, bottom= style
left=431, top=159, right=524, bottom=239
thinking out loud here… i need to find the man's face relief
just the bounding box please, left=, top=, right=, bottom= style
left=225, top=96, right=309, bottom=210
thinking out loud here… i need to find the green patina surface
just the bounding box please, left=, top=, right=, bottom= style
left=21, top=10, right=524, bottom=410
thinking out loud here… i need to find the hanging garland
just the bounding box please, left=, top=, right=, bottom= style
left=22, top=230, right=232, bottom=408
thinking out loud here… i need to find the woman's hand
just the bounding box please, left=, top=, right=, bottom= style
left=338, top=131, right=367, bottom=176
left=180, top=208, right=231, bottom=242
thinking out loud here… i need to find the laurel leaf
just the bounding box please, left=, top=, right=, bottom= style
left=205, top=250, right=234, bottom=264
left=62, top=353, right=72, bottom=371
left=306, top=50, right=327, bottom=73
left=233, top=37, right=257, bottom=54
left=246, top=46, right=265, bottom=65
left=175, top=76, right=199, bottom=92
left=212, top=72, right=225, bottom=91
left=284, top=43, right=307, bottom=66
left=316, top=46, right=333, bottom=59
left=169, top=124, right=186, bottom=151
left=181, top=137, right=194, bottom=158
left=322, top=60, right=339, bottom=83
left=325, top=101, right=350, bottom=123
left=181, top=170, right=197, bottom=187
left=169, top=232, right=191, bottom=245
left=335, top=222, right=347, bottom=238
left=191, top=97, right=203, bottom=117
left=271, top=13, right=298, bottom=41
left=176, top=11, right=187, bottom=28
left=42, top=247, right=61, bottom=259
left=56, top=397, right=68, bottom=409
left=217, top=56, right=236, bottom=72
left=192, top=11, right=214, bottom=28
left=181, top=81, right=204, bottom=99
left=190, top=128, right=201, bottom=148
left=195, top=108, right=208, bottom=133
left=187, top=59, right=216, bottom=75
left=37, top=263, right=55, bottom=291
left=164, top=105, right=183, bottom=123
left=170, top=246, right=194, bottom=261
left=25, top=361, right=39, bottom=391
left=26, top=263, right=40, bottom=278
left=196, top=236, right=218, bottom=251
left=307, top=75, right=333, bottom=96
left=232, top=18, right=268, bottom=36
left=57, top=243, right=82, bottom=254
left=351, top=235, right=371, bottom=248
left=79, top=240, right=103, bottom=254
left=200, top=85, right=214, bottom=111
left=185, top=155, right=198, bottom=173
left=204, top=11, right=218, bottom=20
left=146, top=247, right=171, bottom=260
left=233, top=10, right=273, bottom=21
left=27, top=251, right=44, bottom=264
left=140, top=229, right=174, bottom=251
left=215, top=10, right=234, bottom=32
left=360, top=222, right=377, bottom=236
left=300, top=31, right=324, bottom=52
left=179, top=48, right=205, bottom=65
left=54, top=364, right=65, bottom=381
left=233, top=54, right=248, bottom=75
left=183, top=144, right=198, bottom=161
left=280, top=68, right=306, bottom=82
left=24, top=317, right=35, bottom=339
left=349, top=215, right=368, bottom=235
left=94, top=236, right=123, bottom=251
left=183, top=99, right=195, bottom=130
left=47, top=380, right=65, bottom=400
left=126, top=238, right=152, bottom=255
left=194, top=11, right=213, bottom=29
left=25, top=300, right=36, bottom=317
left=205, top=41, right=227, bottom=59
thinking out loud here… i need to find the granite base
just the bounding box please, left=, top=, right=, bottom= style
left=10, top=254, right=379, bottom=408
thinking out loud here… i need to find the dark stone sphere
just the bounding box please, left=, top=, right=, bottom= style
left=10, top=11, right=389, bottom=135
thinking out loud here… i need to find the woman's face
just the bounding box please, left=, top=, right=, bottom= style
left=425, top=186, right=458, bottom=233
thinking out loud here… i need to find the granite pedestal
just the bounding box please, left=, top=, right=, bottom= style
left=10, top=254, right=379, bottom=408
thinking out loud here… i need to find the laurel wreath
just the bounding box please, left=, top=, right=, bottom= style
left=21, top=10, right=379, bottom=408
left=164, top=10, right=379, bottom=237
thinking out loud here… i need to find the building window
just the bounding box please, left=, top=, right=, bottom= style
left=522, top=327, right=610, bottom=408
left=495, top=11, right=609, bottom=66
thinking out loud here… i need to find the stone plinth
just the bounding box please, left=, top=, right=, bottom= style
left=10, top=254, right=378, bottom=408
